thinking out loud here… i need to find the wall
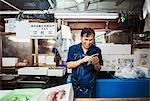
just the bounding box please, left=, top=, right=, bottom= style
left=2, top=36, right=30, bottom=63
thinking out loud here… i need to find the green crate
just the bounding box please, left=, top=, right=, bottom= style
left=0, top=88, right=42, bottom=101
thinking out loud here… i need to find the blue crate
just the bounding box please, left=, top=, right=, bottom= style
left=96, top=79, right=150, bottom=98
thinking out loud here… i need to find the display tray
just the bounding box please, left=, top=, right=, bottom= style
left=17, top=76, right=49, bottom=82
left=0, top=88, right=42, bottom=101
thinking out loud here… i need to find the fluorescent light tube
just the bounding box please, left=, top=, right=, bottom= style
left=75, top=0, right=84, bottom=3
left=55, top=13, right=118, bottom=19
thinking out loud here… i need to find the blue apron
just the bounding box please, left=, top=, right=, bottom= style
left=71, top=53, right=96, bottom=98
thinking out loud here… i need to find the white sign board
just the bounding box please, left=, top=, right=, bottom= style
left=15, top=20, right=30, bottom=39
left=30, top=23, right=56, bottom=39
left=4, top=18, right=16, bottom=32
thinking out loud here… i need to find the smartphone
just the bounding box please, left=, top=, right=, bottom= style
left=87, top=53, right=99, bottom=65
left=91, top=53, right=99, bottom=57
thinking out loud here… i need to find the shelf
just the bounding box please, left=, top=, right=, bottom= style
left=132, top=44, right=150, bottom=48
left=0, top=32, right=15, bottom=35
left=32, top=54, right=54, bottom=56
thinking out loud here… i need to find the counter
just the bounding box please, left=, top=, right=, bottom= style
left=74, top=98, right=149, bottom=101
left=0, top=91, right=149, bottom=101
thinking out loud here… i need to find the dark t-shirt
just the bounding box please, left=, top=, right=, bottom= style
left=67, top=43, right=103, bottom=87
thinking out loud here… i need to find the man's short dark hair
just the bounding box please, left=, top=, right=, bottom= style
left=81, top=28, right=95, bottom=37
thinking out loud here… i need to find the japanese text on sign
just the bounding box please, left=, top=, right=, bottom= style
left=30, top=23, right=56, bottom=39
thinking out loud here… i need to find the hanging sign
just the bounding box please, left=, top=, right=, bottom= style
left=30, top=23, right=56, bottom=39
left=16, top=20, right=30, bottom=40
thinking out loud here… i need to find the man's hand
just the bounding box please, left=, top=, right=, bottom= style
left=91, top=56, right=99, bottom=65
left=82, top=56, right=91, bottom=63
left=91, top=56, right=101, bottom=71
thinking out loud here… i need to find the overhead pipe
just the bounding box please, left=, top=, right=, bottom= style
left=0, top=0, right=22, bottom=12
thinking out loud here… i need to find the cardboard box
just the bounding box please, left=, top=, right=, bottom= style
left=2, top=57, right=18, bottom=66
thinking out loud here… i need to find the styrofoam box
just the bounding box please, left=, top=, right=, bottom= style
left=100, top=54, right=134, bottom=71
left=18, top=67, right=49, bottom=75
left=96, top=44, right=131, bottom=55
left=2, top=57, right=18, bottom=66
left=47, top=67, right=66, bottom=77
left=133, top=49, right=150, bottom=68
left=33, top=55, right=56, bottom=65
left=31, top=83, right=74, bottom=101
left=0, top=88, right=42, bottom=101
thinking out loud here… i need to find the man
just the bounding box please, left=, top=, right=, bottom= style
left=66, top=28, right=103, bottom=98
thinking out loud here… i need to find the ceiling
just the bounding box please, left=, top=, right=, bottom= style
left=0, top=0, right=145, bottom=19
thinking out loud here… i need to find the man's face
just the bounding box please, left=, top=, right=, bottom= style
left=81, top=33, right=94, bottom=49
